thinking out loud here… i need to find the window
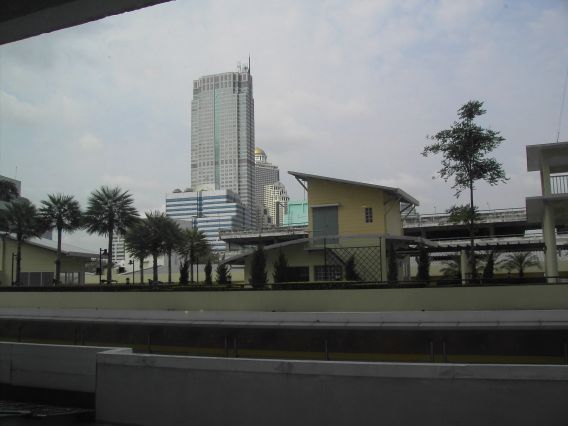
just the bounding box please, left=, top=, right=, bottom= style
left=287, top=266, right=309, bottom=282
left=365, top=207, right=373, bottom=223
left=314, top=265, right=342, bottom=281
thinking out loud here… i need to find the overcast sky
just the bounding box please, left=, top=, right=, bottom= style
left=1, top=0, right=567, bottom=251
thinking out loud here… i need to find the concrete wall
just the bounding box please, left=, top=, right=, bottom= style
left=1, top=284, right=568, bottom=311
left=96, top=349, right=568, bottom=426
left=0, top=342, right=118, bottom=393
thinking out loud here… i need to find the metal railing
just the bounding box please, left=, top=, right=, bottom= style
left=403, top=207, right=527, bottom=228
left=551, top=174, right=568, bottom=195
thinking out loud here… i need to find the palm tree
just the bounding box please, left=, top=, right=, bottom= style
left=142, top=211, right=170, bottom=283
left=124, top=221, right=150, bottom=284
left=177, top=228, right=210, bottom=284
left=440, top=255, right=461, bottom=279
left=499, top=252, right=541, bottom=278
left=0, top=199, right=48, bottom=285
left=160, top=218, right=182, bottom=284
left=39, top=194, right=82, bottom=285
left=0, top=180, right=19, bottom=202
left=83, top=186, right=138, bottom=284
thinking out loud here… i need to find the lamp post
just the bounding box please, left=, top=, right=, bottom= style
left=128, top=259, right=135, bottom=285
left=99, top=248, right=108, bottom=284
left=11, top=253, right=16, bottom=285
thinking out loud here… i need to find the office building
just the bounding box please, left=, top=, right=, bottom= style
left=190, top=63, right=255, bottom=227
left=166, top=188, right=245, bottom=251
left=264, top=182, right=289, bottom=226
left=255, top=147, right=284, bottom=226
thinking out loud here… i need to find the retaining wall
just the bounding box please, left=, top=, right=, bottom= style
left=96, top=349, right=568, bottom=426
left=1, top=284, right=568, bottom=311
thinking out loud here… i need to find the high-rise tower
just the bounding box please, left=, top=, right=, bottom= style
left=190, top=63, right=255, bottom=227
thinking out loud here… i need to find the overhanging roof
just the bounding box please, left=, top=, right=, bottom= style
left=288, top=171, right=420, bottom=206
left=526, top=194, right=568, bottom=225
left=5, top=235, right=97, bottom=259
left=0, top=0, right=173, bottom=45
left=526, top=141, right=568, bottom=173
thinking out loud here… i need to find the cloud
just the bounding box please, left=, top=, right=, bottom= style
left=1, top=0, right=567, bottom=250
left=79, top=133, right=103, bottom=152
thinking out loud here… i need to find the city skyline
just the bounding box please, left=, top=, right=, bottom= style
left=0, top=0, right=567, bottom=251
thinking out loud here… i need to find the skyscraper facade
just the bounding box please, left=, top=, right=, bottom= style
left=190, top=63, right=255, bottom=227
left=264, top=182, right=289, bottom=226
left=254, top=147, right=279, bottom=226
left=166, top=188, right=245, bottom=251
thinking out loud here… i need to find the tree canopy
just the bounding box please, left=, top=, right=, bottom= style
left=423, top=100, right=507, bottom=279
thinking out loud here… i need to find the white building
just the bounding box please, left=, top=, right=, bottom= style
left=166, top=189, right=245, bottom=251
left=190, top=63, right=255, bottom=228
left=254, top=147, right=279, bottom=226
left=264, top=182, right=289, bottom=226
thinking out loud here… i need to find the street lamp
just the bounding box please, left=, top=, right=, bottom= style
left=11, top=253, right=16, bottom=285
left=99, top=248, right=108, bottom=284
left=128, top=259, right=135, bottom=285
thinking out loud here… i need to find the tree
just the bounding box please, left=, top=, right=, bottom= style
left=0, top=180, right=19, bottom=202
left=124, top=221, right=151, bottom=284
left=177, top=228, right=209, bottom=284
left=416, top=245, right=430, bottom=282
left=344, top=255, right=361, bottom=281
left=482, top=250, right=501, bottom=282
left=142, top=211, right=173, bottom=283
left=499, top=252, right=540, bottom=278
left=0, top=199, right=48, bottom=285
left=83, top=186, right=138, bottom=284
left=423, top=100, right=507, bottom=279
left=272, top=251, right=290, bottom=283
left=39, top=194, right=82, bottom=285
left=158, top=217, right=182, bottom=283
left=250, top=245, right=267, bottom=288
left=387, top=242, right=398, bottom=284
left=216, top=262, right=231, bottom=285
left=204, top=258, right=213, bottom=285
left=440, top=255, right=461, bottom=279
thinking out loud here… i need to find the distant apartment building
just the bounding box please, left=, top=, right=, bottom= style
left=190, top=63, right=255, bottom=227
left=166, top=189, right=245, bottom=251
left=264, top=182, right=289, bottom=226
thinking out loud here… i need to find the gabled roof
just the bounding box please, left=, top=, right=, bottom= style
left=5, top=235, right=97, bottom=259
left=288, top=171, right=420, bottom=206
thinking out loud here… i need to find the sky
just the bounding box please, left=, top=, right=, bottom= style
left=1, top=0, right=567, bottom=251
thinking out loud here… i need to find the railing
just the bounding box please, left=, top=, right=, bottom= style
left=403, top=208, right=527, bottom=228
left=551, top=174, right=568, bottom=195
left=219, top=226, right=308, bottom=238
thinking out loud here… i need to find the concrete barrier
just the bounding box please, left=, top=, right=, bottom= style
left=0, top=342, right=122, bottom=393
left=96, top=350, right=568, bottom=426
left=2, top=284, right=568, bottom=311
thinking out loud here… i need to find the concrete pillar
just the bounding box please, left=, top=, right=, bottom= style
left=460, top=249, right=468, bottom=286
left=543, top=203, right=559, bottom=283
left=380, top=238, right=388, bottom=282
left=540, top=154, right=551, bottom=196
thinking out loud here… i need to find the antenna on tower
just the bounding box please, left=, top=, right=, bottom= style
left=248, top=54, right=251, bottom=74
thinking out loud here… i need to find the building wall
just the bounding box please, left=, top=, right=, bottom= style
left=3, top=284, right=568, bottom=312
left=0, top=238, right=87, bottom=286
left=307, top=179, right=402, bottom=236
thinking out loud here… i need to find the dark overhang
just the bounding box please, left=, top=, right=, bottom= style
left=0, top=0, right=173, bottom=45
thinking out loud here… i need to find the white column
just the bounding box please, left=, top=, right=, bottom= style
left=543, top=203, right=559, bottom=283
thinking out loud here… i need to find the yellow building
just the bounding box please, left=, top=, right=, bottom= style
left=225, top=171, right=421, bottom=283
left=0, top=236, right=96, bottom=286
